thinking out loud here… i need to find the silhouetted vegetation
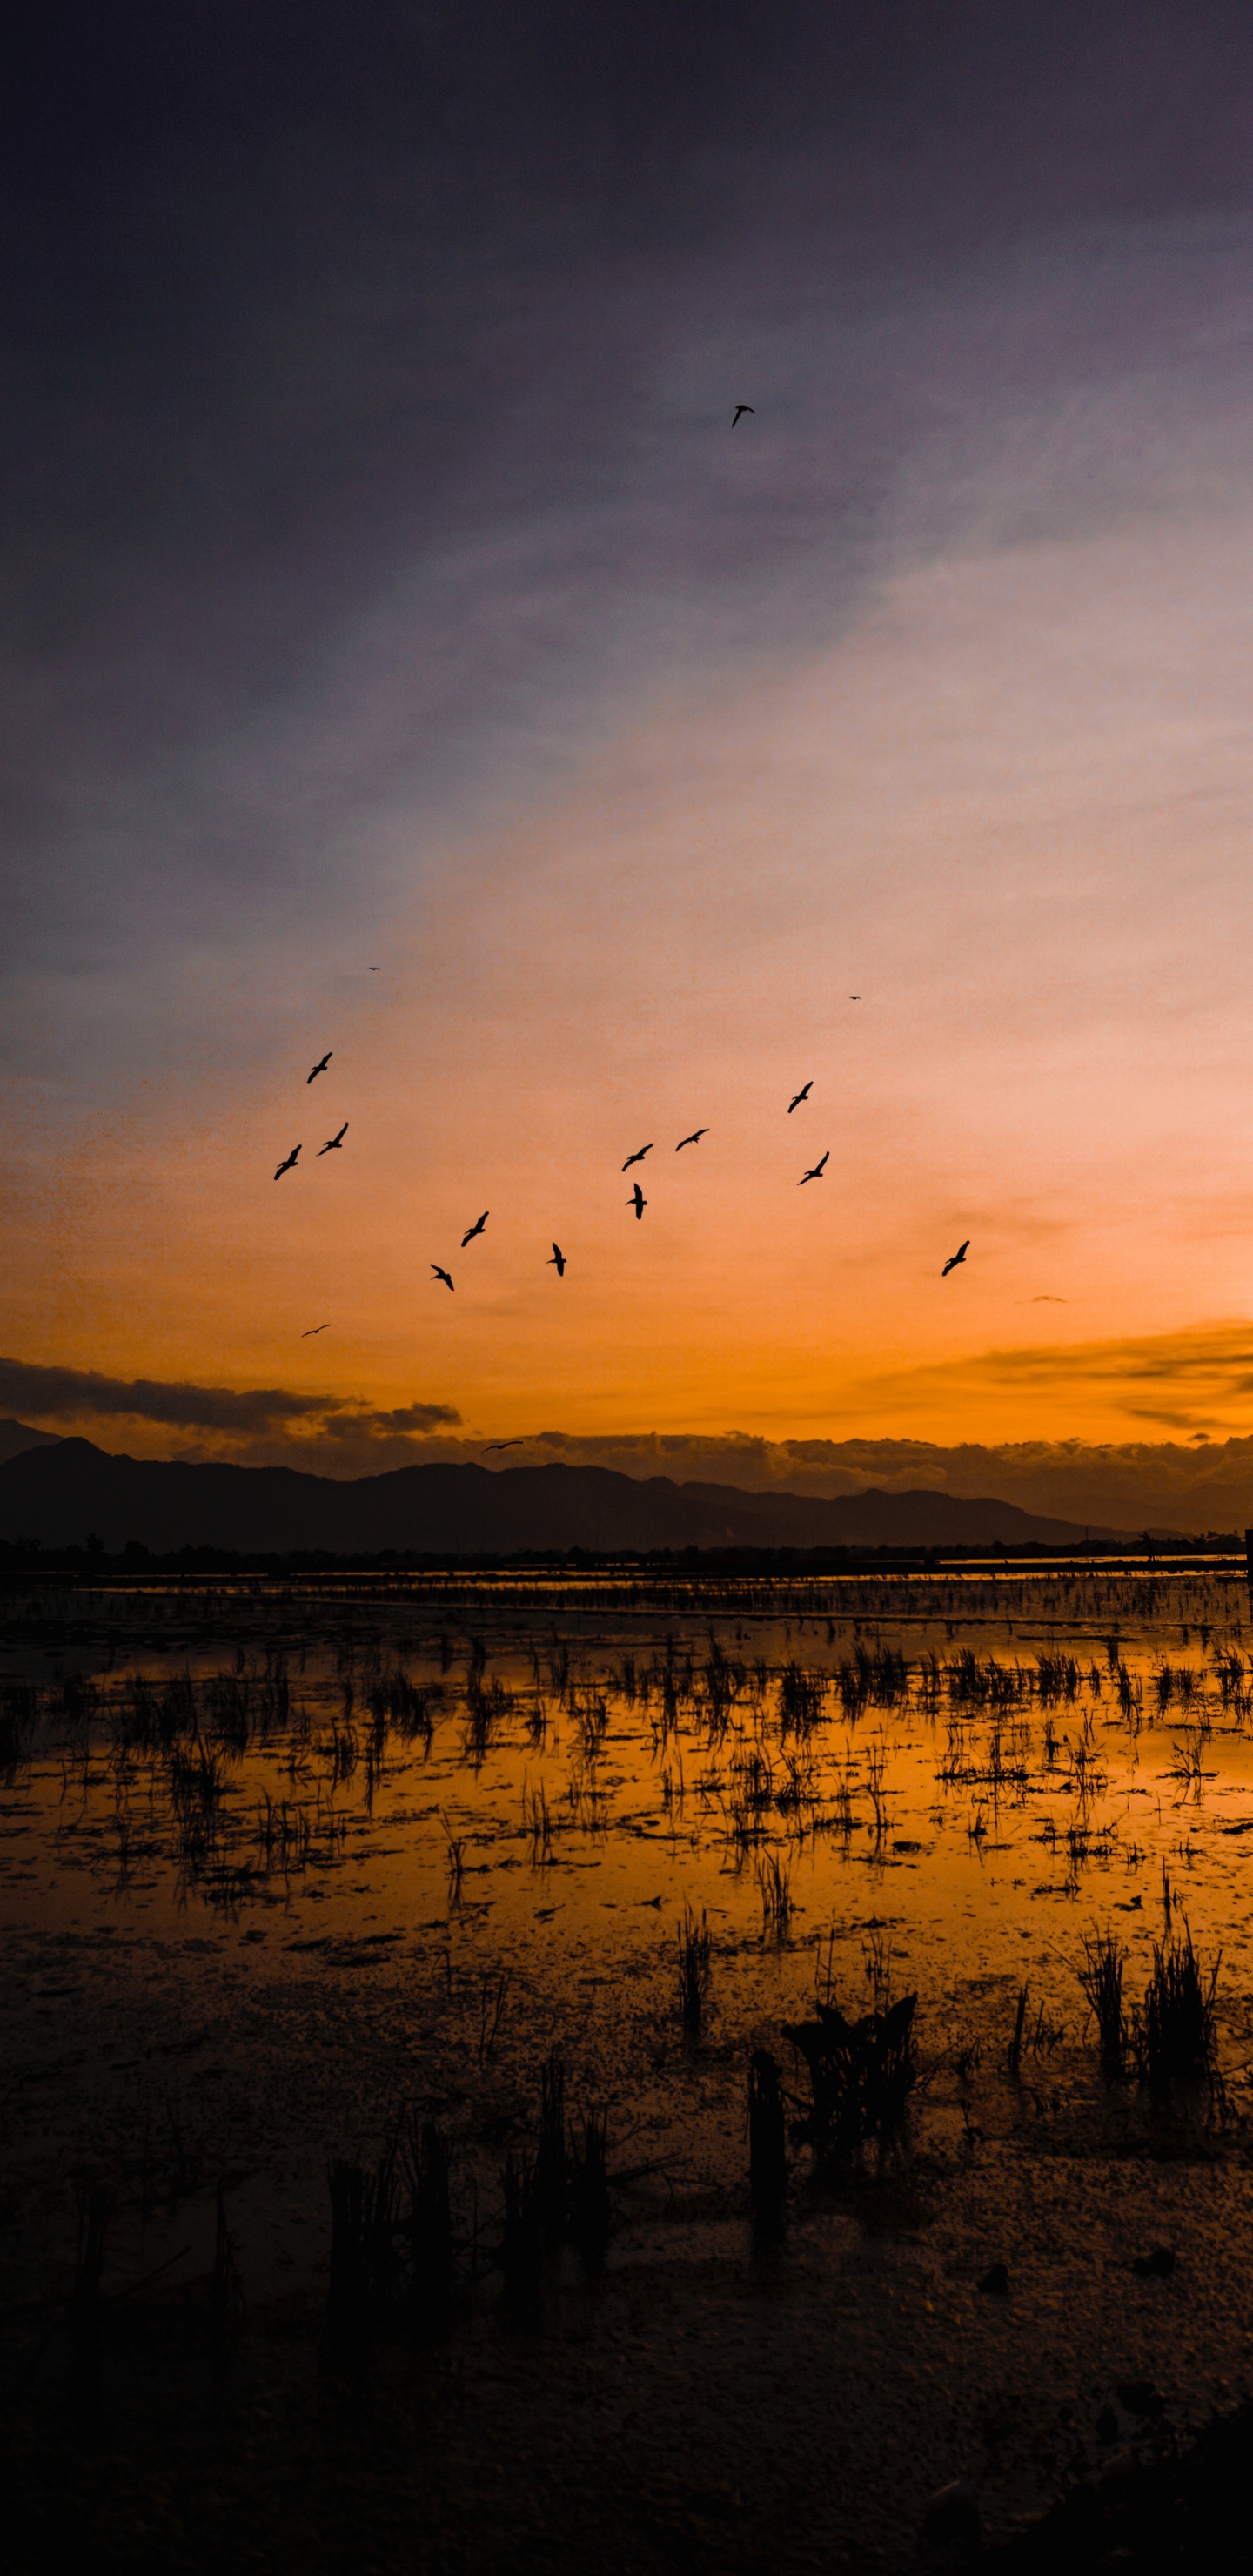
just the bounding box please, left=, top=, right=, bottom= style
left=783, top=1994, right=918, bottom=2163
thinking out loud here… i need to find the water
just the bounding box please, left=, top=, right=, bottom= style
left=5, top=1566, right=1253, bottom=2027
left=4, top=1566, right=1253, bottom=2561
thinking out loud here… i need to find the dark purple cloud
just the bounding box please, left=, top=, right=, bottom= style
left=5, top=4, right=1253, bottom=1091
left=0, top=1356, right=459, bottom=1438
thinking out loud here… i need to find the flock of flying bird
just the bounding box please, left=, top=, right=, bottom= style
left=272, top=399, right=974, bottom=1328
left=274, top=1037, right=971, bottom=1321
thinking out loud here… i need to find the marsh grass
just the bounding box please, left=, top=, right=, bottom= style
left=1138, top=1920, right=1220, bottom=2097
left=442, top=1812, right=466, bottom=1902
left=1079, top=1929, right=1129, bottom=2076
left=522, top=1779, right=553, bottom=1862
left=462, top=1671, right=513, bottom=1764
left=477, top=1969, right=510, bottom=2063
left=1077, top=1936, right=1123, bottom=2070
left=778, top=1662, right=827, bottom=1731
left=783, top=1993, right=918, bottom=2164
left=677, top=1903, right=712, bottom=2036
left=755, top=1849, right=793, bottom=1939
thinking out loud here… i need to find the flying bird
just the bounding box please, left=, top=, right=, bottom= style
left=274, top=1145, right=301, bottom=1179
left=460, top=1211, right=488, bottom=1247
left=318, top=1122, right=348, bottom=1155
left=622, top=1144, right=653, bottom=1171
left=300, top=1324, right=331, bottom=1337
left=799, top=1152, right=829, bottom=1184
left=431, top=1265, right=454, bottom=1291
left=675, top=1129, right=708, bottom=1150
left=732, top=405, right=755, bottom=426
left=941, top=1239, right=970, bottom=1278
left=486, top=1438, right=526, bottom=1451
left=307, top=1051, right=332, bottom=1083
left=548, top=1243, right=566, bottom=1276
left=787, top=1082, right=812, bottom=1113
left=627, top=1182, right=647, bottom=1219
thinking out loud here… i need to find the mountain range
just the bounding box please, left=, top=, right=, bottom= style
left=0, top=1430, right=1132, bottom=1555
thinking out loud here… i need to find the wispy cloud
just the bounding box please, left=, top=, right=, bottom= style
left=851, top=1324, right=1253, bottom=1426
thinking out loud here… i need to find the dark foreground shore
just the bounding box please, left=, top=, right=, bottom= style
left=3, top=2239, right=1247, bottom=2576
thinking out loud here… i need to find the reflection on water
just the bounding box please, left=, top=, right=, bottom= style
left=5, top=1568, right=1253, bottom=2559
left=5, top=1567, right=1253, bottom=2065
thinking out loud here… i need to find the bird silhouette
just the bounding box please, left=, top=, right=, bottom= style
left=941, top=1239, right=970, bottom=1278
left=675, top=1129, right=709, bottom=1150
left=307, top=1051, right=332, bottom=1083
left=461, top=1211, right=488, bottom=1247
left=318, top=1122, right=348, bottom=1155
left=431, top=1265, right=454, bottom=1291
left=799, top=1151, right=829, bottom=1184
left=732, top=405, right=755, bottom=426
left=486, top=1437, right=526, bottom=1450
left=300, top=1323, right=331, bottom=1337
left=787, top=1082, right=812, bottom=1112
left=548, top=1243, right=566, bottom=1276
left=622, top=1144, right=653, bottom=1171
left=274, top=1145, right=301, bottom=1179
left=627, top=1182, right=647, bottom=1219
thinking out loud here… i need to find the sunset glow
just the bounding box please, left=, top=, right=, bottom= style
left=6, top=7, right=1253, bottom=1493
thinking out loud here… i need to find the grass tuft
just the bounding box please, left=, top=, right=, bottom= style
left=1079, top=1928, right=1128, bottom=2076
left=676, top=1904, right=712, bottom=2037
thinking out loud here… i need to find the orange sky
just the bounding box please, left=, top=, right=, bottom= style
left=9, top=493, right=1253, bottom=1461
left=7, top=66, right=1253, bottom=1474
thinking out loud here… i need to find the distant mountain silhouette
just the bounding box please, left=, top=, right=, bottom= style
left=0, top=1436, right=1128, bottom=1555
left=0, top=1418, right=62, bottom=1467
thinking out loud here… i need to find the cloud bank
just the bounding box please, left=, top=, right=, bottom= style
left=10, top=1332, right=1253, bottom=1526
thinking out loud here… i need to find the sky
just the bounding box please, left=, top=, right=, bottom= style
left=6, top=3, right=1253, bottom=1498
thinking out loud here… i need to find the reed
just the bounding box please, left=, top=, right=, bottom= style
left=1078, top=1928, right=1128, bottom=2074
left=755, top=1849, right=793, bottom=1938
left=477, top=1968, right=511, bottom=2063
left=783, top=1992, right=917, bottom=2163
left=1138, top=1920, right=1220, bottom=2097
left=778, top=1661, right=827, bottom=1732
left=523, top=1779, right=553, bottom=1862
left=442, top=1812, right=466, bottom=1902
left=676, top=1903, right=712, bottom=2036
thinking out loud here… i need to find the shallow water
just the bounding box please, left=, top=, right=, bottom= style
left=4, top=1568, right=1253, bottom=2562
left=5, top=1567, right=1253, bottom=2025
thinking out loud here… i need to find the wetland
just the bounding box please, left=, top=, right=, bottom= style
left=3, top=1563, right=1253, bottom=2571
